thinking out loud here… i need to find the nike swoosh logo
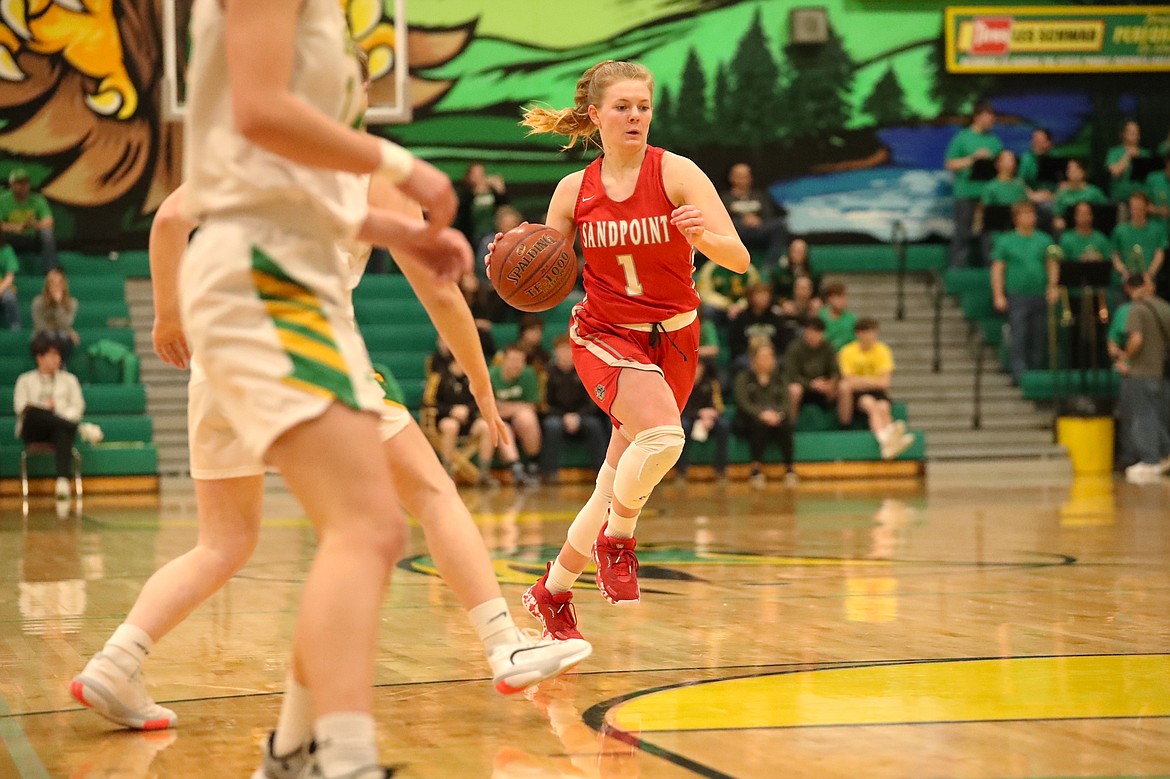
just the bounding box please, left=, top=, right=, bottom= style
left=582, top=196, right=594, bottom=202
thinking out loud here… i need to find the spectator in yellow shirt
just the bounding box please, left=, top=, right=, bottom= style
left=837, top=318, right=915, bottom=460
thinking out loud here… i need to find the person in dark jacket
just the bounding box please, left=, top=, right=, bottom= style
left=733, top=339, right=796, bottom=488
left=540, top=334, right=607, bottom=481
left=678, top=358, right=729, bottom=480
left=727, top=283, right=797, bottom=377
left=426, top=358, right=496, bottom=485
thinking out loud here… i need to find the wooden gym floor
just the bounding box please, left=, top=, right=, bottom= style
left=0, top=461, right=1167, bottom=778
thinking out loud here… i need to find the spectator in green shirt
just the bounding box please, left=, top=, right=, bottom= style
left=817, top=281, right=858, bottom=350
left=945, top=102, right=1002, bottom=269
left=1111, top=192, right=1167, bottom=284
left=1106, top=120, right=1152, bottom=208
left=981, top=150, right=1028, bottom=208
left=1059, top=202, right=1113, bottom=263
left=696, top=254, right=761, bottom=326
left=489, top=343, right=542, bottom=485
left=991, top=202, right=1058, bottom=382
left=1145, top=154, right=1170, bottom=229
left=0, top=242, right=19, bottom=329
left=1019, top=128, right=1056, bottom=194
left=0, top=169, right=58, bottom=273
left=1053, top=159, right=1109, bottom=232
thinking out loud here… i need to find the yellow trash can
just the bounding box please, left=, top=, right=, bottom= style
left=1056, top=416, right=1114, bottom=475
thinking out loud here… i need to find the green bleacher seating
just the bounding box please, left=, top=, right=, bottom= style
left=0, top=383, right=147, bottom=416
left=810, top=244, right=947, bottom=274
left=0, top=414, right=152, bottom=443
left=1019, top=369, right=1119, bottom=401
left=944, top=268, right=991, bottom=296
left=2, top=442, right=158, bottom=478
left=14, top=274, right=125, bottom=300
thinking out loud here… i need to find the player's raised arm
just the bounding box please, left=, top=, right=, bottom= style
left=222, top=0, right=456, bottom=226
left=664, top=153, right=750, bottom=273
left=148, top=186, right=196, bottom=369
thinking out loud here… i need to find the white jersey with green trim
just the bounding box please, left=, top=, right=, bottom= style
left=182, top=0, right=367, bottom=240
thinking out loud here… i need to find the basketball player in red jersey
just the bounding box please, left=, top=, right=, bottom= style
left=490, top=60, right=749, bottom=640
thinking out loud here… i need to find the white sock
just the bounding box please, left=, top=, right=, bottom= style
left=272, top=672, right=313, bottom=757
left=605, top=508, right=640, bottom=539
left=468, top=597, right=522, bottom=654
left=314, top=712, right=378, bottom=777
left=103, top=623, right=152, bottom=676
left=546, top=560, right=580, bottom=595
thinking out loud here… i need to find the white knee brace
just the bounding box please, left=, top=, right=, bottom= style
left=612, top=425, right=685, bottom=512
left=566, top=461, right=617, bottom=556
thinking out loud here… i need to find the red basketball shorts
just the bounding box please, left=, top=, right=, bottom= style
left=568, top=304, right=699, bottom=429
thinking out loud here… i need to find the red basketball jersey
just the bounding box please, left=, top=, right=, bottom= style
left=574, top=145, right=700, bottom=324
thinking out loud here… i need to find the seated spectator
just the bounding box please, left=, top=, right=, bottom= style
left=540, top=334, right=606, bottom=482
left=32, top=268, right=80, bottom=362
left=779, top=275, right=822, bottom=325
left=429, top=358, right=497, bottom=486
left=0, top=169, right=57, bottom=273
left=728, top=283, right=797, bottom=376
left=679, top=359, right=729, bottom=480
left=1112, top=192, right=1166, bottom=285
left=14, top=335, right=84, bottom=499
left=770, top=238, right=820, bottom=301
left=1019, top=127, right=1057, bottom=200
left=0, top=239, right=17, bottom=330
left=837, top=319, right=915, bottom=460
left=991, top=202, right=1056, bottom=383
left=1106, top=120, right=1151, bottom=209
left=1144, top=154, right=1170, bottom=228
left=425, top=335, right=454, bottom=378
left=516, top=314, right=550, bottom=374
left=696, top=254, right=761, bottom=326
left=784, top=317, right=839, bottom=425
left=733, top=340, right=795, bottom=488
left=1052, top=159, right=1108, bottom=232
left=490, top=343, right=542, bottom=486
left=476, top=205, right=524, bottom=283
left=457, top=161, right=508, bottom=247
left=1058, top=201, right=1112, bottom=262
left=458, top=273, right=501, bottom=357
left=721, top=162, right=786, bottom=269
left=817, top=281, right=858, bottom=350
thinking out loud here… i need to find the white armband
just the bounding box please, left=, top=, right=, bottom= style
left=377, top=138, right=414, bottom=184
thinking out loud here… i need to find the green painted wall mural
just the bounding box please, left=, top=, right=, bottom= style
left=0, top=0, right=1166, bottom=252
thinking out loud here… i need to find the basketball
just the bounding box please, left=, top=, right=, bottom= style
left=488, top=224, right=578, bottom=313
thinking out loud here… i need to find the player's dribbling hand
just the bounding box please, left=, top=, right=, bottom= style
left=670, top=205, right=706, bottom=244
left=153, top=316, right=191, bottom=370
left=483, top=222, right=530, bottom=279
left=399, top=158, right=459, bottom=229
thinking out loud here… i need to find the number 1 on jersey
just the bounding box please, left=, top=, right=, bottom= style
left=617, top=253, right=644, bottom=296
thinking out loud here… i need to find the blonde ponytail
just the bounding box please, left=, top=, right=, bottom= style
left=521, top=60, right=654, bottom=150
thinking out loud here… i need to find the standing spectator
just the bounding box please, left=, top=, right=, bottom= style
left=946, top=102, right=1002, bottom=268
left=837, top=319, right=915, bottom=460
left=476, top=205, right=523, bottom=284
left=1059, top=201, right=1113, bottom=262
left=516, top=314, right=551, bottom=374
left=490, top=343, right=542, bottom=485
left=1106, top=120, right=1151, bottom=209
left=696, top=255, right=761, bottom=326
left=980, top=150, right=1028, bottom=207
left=14, top=335, right=84, bottom=499
left=427, top=358, right=497, bottom=486
left=1019, top=127, right=1056, bottom=197
left=991, top=202, right=1057, bottom=383
left=1145, top=154, right=1170, bottom=229
left=32, top=268, right=80, bottom=362
left=770, top=238, right=820, bottom=301
left=0, top=239, right=18, bottom=330
left=727, top=283, right=797, bottom=375
left=784, top=317, right=839, bottom=425
left=457, top=162, right=508, bottom=247
left=733, top=340, right=795, bottom=488
left=720, top=162, right=786, bottom=269
left=1112, top=192, right=1166, bottom=285
left=1052, top=159, right=1109, bottom=232
left=779, top=275, right=822, bottom=325
left=678, top=359, right=729, bottom=481
left=541, top=334, right=607, bottom=482
left=817, top=281, right=859, bottom=351
left=0, top=169, right=57, bottom=272
left=1113, top=275, right=1170, bottom=484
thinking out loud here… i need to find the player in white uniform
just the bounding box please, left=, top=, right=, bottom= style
left=70, top=45, right=590, bottom=779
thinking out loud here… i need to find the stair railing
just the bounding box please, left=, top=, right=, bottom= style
left=892, top=219, right=908, bottom=321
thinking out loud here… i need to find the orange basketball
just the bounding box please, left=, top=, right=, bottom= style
left=487, top=224, right=578, bottom=313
